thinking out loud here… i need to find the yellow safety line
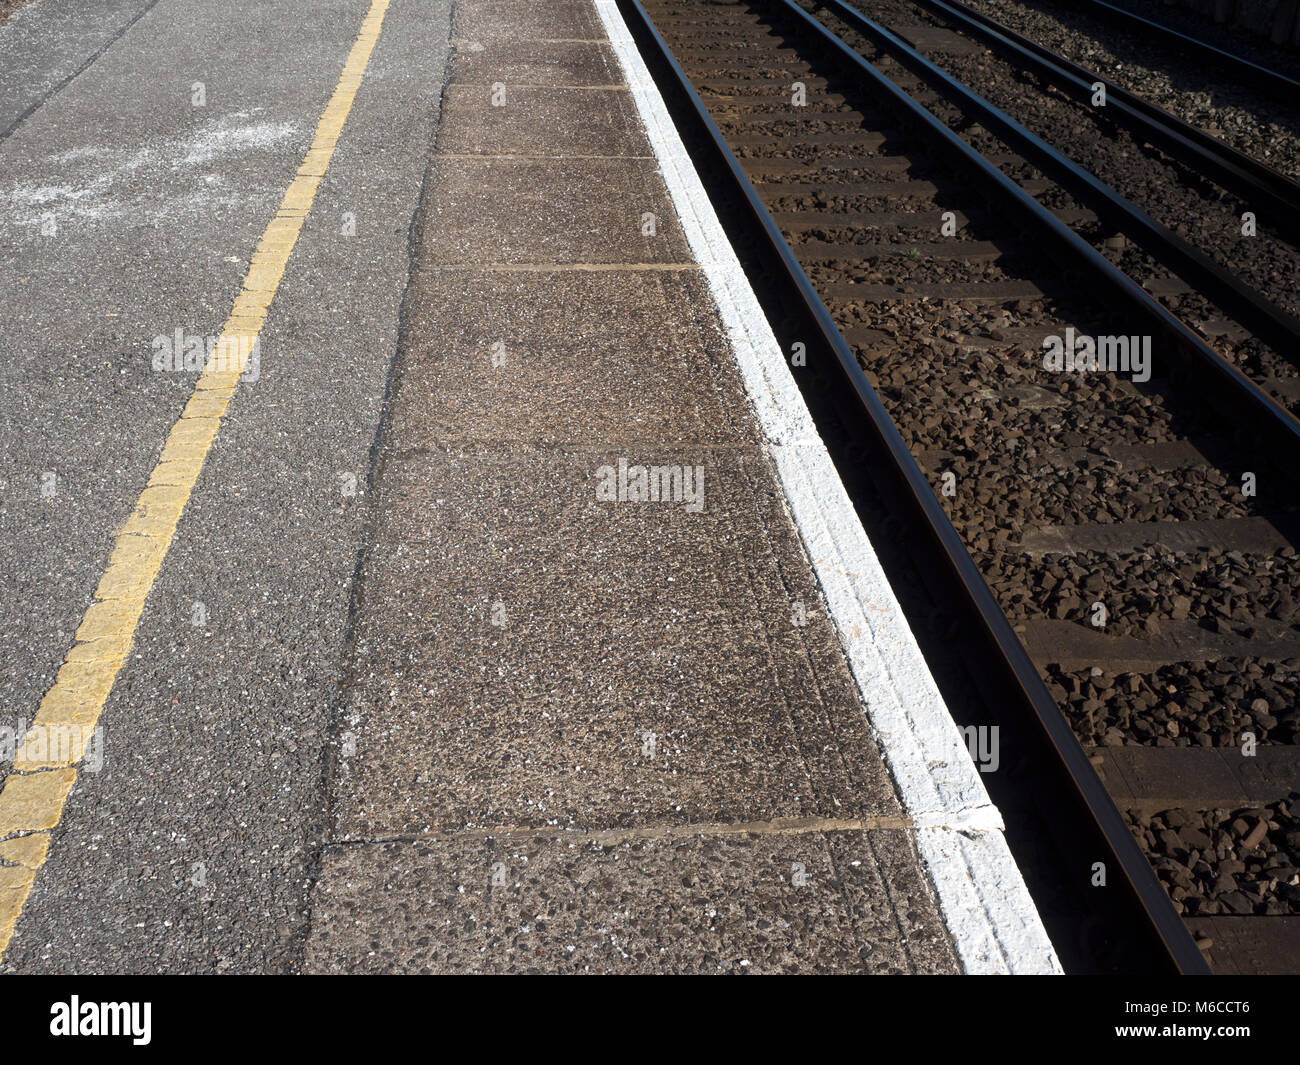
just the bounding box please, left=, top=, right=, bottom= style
left=0, top=0, right=392, bottom=961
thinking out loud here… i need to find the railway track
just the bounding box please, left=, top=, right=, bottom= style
left=839, top=0, right=1300, bottom=380
left=960, top=0, right=1300, bottom=191
left=621, top=0, right=1300, bottom=973
left=1075, top=0, right=1300, bottom=99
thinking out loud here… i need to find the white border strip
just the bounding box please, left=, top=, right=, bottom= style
left=595, top=0, right=1060, bottom=974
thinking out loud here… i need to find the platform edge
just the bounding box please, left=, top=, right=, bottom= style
left=594, top=0, right=1061, bottom=975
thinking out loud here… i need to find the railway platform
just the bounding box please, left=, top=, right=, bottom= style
left=0, top=0, right=1057, bottom=974
left=300, top=0, right=1054, bottom=973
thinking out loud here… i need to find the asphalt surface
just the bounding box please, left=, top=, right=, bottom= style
left=0, top=0, right=451, bottom=972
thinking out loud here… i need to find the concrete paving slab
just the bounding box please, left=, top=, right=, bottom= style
left=332, top=446, right=906, bottom=838
left=422, top=156, right=692, bottom=264
left=388, top=269, right=749, bottom=447
left=305, top=828, right=958, bottom=973
left=439, top=84, right=651, bottom=157
left=450, top=38, right=623, bottom=87
left=452, top=0, right=602, bottom=44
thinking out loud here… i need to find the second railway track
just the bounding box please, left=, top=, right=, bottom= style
left=626, top=0, right=1300, bottom=973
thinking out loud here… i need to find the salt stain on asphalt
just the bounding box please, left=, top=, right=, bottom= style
left=2, top=111, right=300, bottom=226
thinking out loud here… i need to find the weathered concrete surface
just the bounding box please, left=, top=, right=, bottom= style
left=302, top=0, right=961, bottom=974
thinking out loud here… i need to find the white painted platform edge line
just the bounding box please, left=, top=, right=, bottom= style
left=772, top=447, right=997, bottom=827
left=595, top=0, right=1060, bottom=975
left=918, top=829, right=1065, bottom=975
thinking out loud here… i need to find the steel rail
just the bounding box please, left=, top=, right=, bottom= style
left=617, top=0, right=1212, bottom=973
left=815, top=0, right=1300, bottom=374
left=903, top=0, right=1300, bottom=246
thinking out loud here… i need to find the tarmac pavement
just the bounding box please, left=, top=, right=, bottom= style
left=0, top=0, right=452, bottom=973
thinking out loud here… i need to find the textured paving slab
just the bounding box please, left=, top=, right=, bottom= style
left=304, top=0, right=963, bottom=974
left=439, top=84, right=651, bottom=156
left=389, top=269, right=746, bottom=446
left=308, top=829, right=957, bottom=974
left=424, top=156, right=690, bottom=263
left=452, top=0, right=601, bottom=42
left=450, top=37, right=623, bottom=86
left=333, top=449, right=905, bottom=839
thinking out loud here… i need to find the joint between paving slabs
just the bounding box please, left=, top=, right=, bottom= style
left=436, top=153, right=653, bottom=159
left=328, top=815, right=919, bottom=850
left=423, top=263, right=702, bottom=272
